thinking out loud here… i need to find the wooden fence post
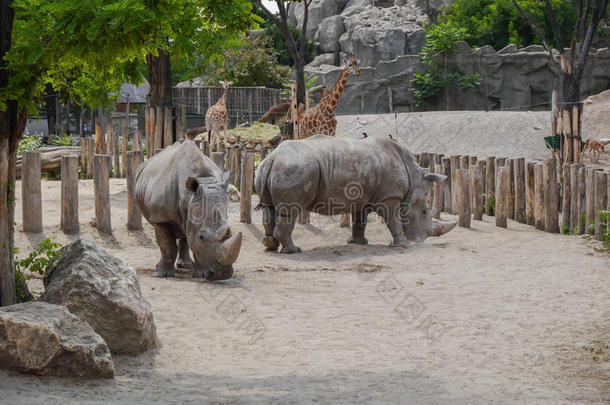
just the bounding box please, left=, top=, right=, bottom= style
left=469, top=156, right=477, bottom=167
left=450, top=155, right=460, bottom=214
left=507, top=159, right=515, bottom=220
left=126, top=151, right=143, bottom=231
left=21, top=151, right=42, bottom=233
left=433, top=164, right=444, bottom=218
left=469, top=165, right=483, bottom=221
left=441, top=157, right=451, bottom=213
left=543, top=158, right=559, bottom=233
left=577, top=166, right=587, bottom=235
left=586, top=168, right=597, bottom=235
left=240, top=148, right=255, bottom=224
left=233, top=145, right=242, bottom=186
left=525, top=162, right=535, bottom=226
left=514, top=158, right=525, bottom=223
left=164, top=106, right=172, bottom=148
left=121, top=127, right=129, bottom=178
left=496, top=166, right=509, bottom=228
left=154, top=105, right=163, bottom=154
left=561, top=163, right=571, bottom=233
left=86, top=138, right=94, bottom=179
left=134, top=130, right=142, bottom=152
left=569, top=164, right=580, bottom=234
left=477, top=160, right=486, bottom=195
left=95, top=122, right=104, bottom=154
left=594, top=171, right=607, bottom=241
left=212, top=152, right=225, bottom=171
left=534, top=164, right=544, bottom=230
left=94, top=155, right=112, bottom=234
left=457, top=169, right=471, bottom=228
left=80, top=136, right=87, bottom=175
left=60, top=155, right=79, bottom=234
left=485, top=157, right=495, bottom=215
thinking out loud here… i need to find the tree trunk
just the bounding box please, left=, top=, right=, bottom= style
left=146, top=48, right=173, bottom=107
left=559, top=72, right=581, bottom=106
left=295, top=60, right=306, bottom=106
left=44, top=83, right=57, bottom=137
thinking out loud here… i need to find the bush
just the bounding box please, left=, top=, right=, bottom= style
left=14, top=238, right=62, bottom=301
left=17, top=135, right=42, bottom=156
left=50, top=134, right=72, bottom=146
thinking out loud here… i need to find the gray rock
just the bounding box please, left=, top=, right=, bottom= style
left=308, top=53, right=338, bottom=68
left=345, top=0, right=373, bottom=9
left=315, top=16, right=345, bottom=53
left=520, top=44, right=546, bottom=53
left=0, top=301, right=114, bottom=378
left=289, top=0, right=348, bottom=39
left=455, top=41, right=472, bottom=55
left=498, top=44, right=519, bottom=54
left=41, top=238, right=159, bottom=356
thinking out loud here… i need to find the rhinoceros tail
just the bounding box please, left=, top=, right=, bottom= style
left=254, top=153, right=275, bottom=210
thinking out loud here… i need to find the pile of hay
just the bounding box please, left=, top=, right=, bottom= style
left=227, top=122, right=282, bottom=144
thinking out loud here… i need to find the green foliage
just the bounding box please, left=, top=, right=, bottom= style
left=14, top=238, right=62, bottom=299
left=562, top=225, right=570, bottom=235
left=438, top=0, right=578, bottom=50
left=599, top=211, right=610, bottom=244
left=17, top=136, right=42, bottom=156
left=206, top=36, right=293, bottom=88
left=281, top=72, right=324, bottom=103
left=50, top=134, right=72, bottom=146
left=484, top=195, right=496, bottom=215
left=411, top=23, right=481, bottom=107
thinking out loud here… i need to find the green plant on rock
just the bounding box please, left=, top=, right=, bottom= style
left=411, top=23, right=480, bottom=107
left=50, top=134, right=72, bottom=146
left=17, top=135, right=42, bottom=156
left=14, top=238, right=62, bottom=301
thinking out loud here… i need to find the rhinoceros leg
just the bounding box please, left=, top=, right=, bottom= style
left=176, top=237, right=194, bottom=269
left=347, top=210, right=368, bottom=245
left=152, top=223, right=177, bottom=277
left=274, top=212, right=301, bottom=254
left=381, top=199, right=408, bottom=248
left=262, top=205, right=279, bottom=251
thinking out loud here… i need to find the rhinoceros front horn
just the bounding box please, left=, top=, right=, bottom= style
left=217, top=232, right=243, bottom=266
left=428, top=219, right=457, bottom=237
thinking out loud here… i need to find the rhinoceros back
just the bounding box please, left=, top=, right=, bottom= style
left=135, top=141, right=223, bottom=225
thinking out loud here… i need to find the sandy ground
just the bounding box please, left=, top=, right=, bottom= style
left=2, top=179, right=609, bottom=404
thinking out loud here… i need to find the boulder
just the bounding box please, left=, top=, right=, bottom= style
left=288, top=0, right=348, bottom=39
left=308, top=53, right=337, bottom=68
left=315, top=15, right=345, bottom=53
left=344, top=0, right=373, bottom=9
left=498, top=44, right=519, bottom=54
left=0, top=301, right=114, bottom=378
left=40, top=238, right=159, bottom=355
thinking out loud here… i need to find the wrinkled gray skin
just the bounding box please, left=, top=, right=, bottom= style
left=255, top=135, right=456, bottom=253
left=135, top=141, right=242, bottom=280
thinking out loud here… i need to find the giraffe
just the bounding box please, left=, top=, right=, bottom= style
left=297, top=56, right=361, bottom=139
left=205, top=80, right=232, bottom=151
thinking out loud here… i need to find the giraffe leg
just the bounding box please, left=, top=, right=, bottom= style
left=274, top=210, right=301, bottom=254
left=262, top=205, right=279, bottom=251
left=347, top=210, right=368, bottom=245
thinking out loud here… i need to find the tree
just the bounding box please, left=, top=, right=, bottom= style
left=252, top=0, right=313, bottom=105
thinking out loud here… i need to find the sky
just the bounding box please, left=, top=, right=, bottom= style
left=261, top=1, right=279, bottom=13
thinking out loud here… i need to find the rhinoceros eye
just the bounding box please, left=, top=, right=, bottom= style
left=422, top=209, right=428, bottom=215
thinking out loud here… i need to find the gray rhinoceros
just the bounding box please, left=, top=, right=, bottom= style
left=255, top=135, right=456, bottom=253
left=135, top=141, right=242, bottom=280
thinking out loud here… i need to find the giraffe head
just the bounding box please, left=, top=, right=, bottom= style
left=220, top=80, right=233, bottom=89
left=345, top=56, right=362, bottom=77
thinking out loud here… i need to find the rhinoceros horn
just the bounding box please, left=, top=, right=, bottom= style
left=428, top=219, right=457, bottom=237
left=217, top=232, right=243, bottom=266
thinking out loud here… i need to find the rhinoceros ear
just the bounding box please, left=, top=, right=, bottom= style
left=221, top=171, right=232, bottom=191
left=424, top=173, right=446, bottom=184
left=186, top=177, right=199, bottom=193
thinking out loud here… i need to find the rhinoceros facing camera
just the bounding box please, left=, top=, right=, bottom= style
left=135, top=142, right=242, bottom=280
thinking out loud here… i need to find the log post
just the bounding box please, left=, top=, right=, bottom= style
left=477, top=160, right=486, bottom=195
left=485, top=157, right=495, bottom=215
left=121, top=127, right=129, bottom=178
left=134, top=130, right=142, bottom=152
left=586, top=168, right=597, bottom=235
left=569, top=164, right=580, bottom=234
left=433, top=164, right=444, bottom=218
left=450, top=155, right=460, bottom=214
left=507, top=158, right=515, bottom=220
left=572, top=106, right=580, bottom=164
left=154, top=105, right=163, bottom=154
left=240, top=147, right=255, bottom=224
left=594, top=171, right=607, bottom=241
left=525, top=162, right=535, bottom=226
left=60, top=155, right=79, bottom=234
left=457, top=169, right=471, bottom=228
left=441, top=157, right=452, bottom=213
left=561, top=163, right=571, bottom=233
left=86, top=138, right=94, bottom=178
left=534, top=164, right=544, bottom=230
left=563, top=109, right=573, bottom=164
left=469, top=156, right=477, bottom=167
left=164, top=106, right=173, bottom=148
left=212, top=152, right=225, bottom=171
left=21, top=151, right=42, bottom=233
left=459, top=155, right=469, bottom=170
left=93, top=155, right=112, bottom=234
left=469, top=165, right=483, bottom=221
left=577, top=166, right=587, bottom=235
left=233, top=145, right=242, bottom=186
left=543, top=159, right=559, bottom=233
left=514, top=158, right=526, bottom=223
left=80, top=137, right=87, bottom=175
left=495, top=166, right=509, bottom=228
left=126, top=151, right=143, bottom=231
left=95, top=122, right=104, bottom=154
left=112, top=125, right=120, bottom=178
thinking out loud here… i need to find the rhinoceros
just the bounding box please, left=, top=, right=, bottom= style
left=135, top=141, right=242, bottom=280
left=254, top=135, right=456, bottom=253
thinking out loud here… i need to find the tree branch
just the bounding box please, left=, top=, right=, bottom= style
left=575, top=0, right=609, bottom=73
left=542, top=0, right=563, bottom=50
left=511, top=0, right=557, bottom=61
left=252, top=0, right=281, bottom=29
left=300, top=0, right=312, bottom=59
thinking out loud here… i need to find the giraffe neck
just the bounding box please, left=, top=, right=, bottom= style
left=323, top=68, right=350, bottom=113
left=219, top=86, right=228, bottom=107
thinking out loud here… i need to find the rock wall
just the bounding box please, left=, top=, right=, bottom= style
left=306, top=43, right=610, bottom=113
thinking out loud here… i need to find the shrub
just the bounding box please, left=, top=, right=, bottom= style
left=14, top=238, right=62, bottom=301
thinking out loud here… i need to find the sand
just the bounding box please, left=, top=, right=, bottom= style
left=2, top=178, right=608, bottom=404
